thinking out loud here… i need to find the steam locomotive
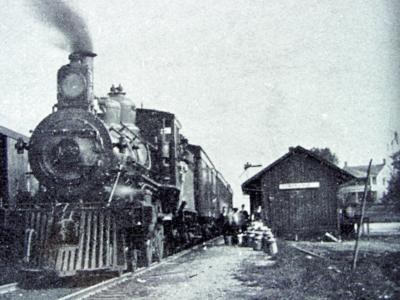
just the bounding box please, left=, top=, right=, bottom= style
left=13, top=51, right=232, bottom=279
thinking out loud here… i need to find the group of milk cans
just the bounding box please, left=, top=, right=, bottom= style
left=238, top=223, right=278, bottom=256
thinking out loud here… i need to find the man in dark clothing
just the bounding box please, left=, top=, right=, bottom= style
left=217, top=206, right=227, bottom=235
left=230, top=208, right=240, bottom=245
left=175, top=201, right=188, bottom=245
left=239, top=204, right=249, bottom=232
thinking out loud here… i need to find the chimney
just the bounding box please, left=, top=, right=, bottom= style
left=344, top=161, right=348, bottom=168
left=383, top=158, right=386, bottom=165
left=289, top=147, right=294, bottom=152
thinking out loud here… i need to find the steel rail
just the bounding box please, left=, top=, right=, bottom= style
left=0, top=282, right=18, bottom=295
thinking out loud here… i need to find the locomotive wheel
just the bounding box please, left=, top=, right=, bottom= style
left=152, top=224, right=164, bottom=262
left=140, top=200, right=165, bottom=267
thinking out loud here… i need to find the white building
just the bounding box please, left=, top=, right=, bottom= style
left=339, top=159, right=391, bottom=204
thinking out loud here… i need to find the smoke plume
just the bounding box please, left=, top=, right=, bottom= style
left=30, top=0, right=93, bottom=52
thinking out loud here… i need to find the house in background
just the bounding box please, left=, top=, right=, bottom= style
left=339, top=159, right=391, bottom=204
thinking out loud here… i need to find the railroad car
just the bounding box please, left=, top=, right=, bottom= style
left=188, top=145, right=233, bottom=236
left=0, top=127, right=38, bottom=260
left=11, top=51, right=232, bottom=281
left=0, top=126, right=37, bottom=209
left=215, top=171, right=233, bottom=217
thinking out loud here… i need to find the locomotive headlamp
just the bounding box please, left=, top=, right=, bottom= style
left=60, top=73, right=86, bottom=99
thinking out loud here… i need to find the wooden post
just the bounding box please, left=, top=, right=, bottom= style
left=337, top=207, right=342, bottom=241
left=352, top=159, right=372, bottom=271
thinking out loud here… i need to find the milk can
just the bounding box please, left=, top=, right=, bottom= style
left=253, top=231, right=263, bottom=251
left=224, top=235, right=232, bottom=246
left=243, top=228, right=254, bottom=247
left=241, top=231, right=249, bottom=247
left=268, top=237, right=278, bottom=256
left=237, top=233, right=244, bottom=246
left=262, top=231, right=270, bottom=253
left=248, top=230, right=256, bottom=248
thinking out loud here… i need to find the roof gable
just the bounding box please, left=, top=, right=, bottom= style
left=242, top=146, right=355, bottom=192
left=344, top=164, right=385, bottom=178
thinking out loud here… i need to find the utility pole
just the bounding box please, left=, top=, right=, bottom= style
left=352, top=159, right=372, bottom=271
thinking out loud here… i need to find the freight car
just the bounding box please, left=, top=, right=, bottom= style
left=11, top=51, right=232, bottom=281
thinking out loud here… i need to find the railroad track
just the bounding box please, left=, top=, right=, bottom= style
left=60, top=236, right=222, bottom=300
left=0, top=282, right=18, bottom=295
left=0, top=236, right=222, bottom=300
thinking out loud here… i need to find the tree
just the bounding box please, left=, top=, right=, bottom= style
left=309, top=147, right=339, bottom=165
left=383, top=131, right=400, bottom=206
left=383, top=150, right=400, bottom=206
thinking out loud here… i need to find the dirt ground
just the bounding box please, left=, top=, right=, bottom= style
left=1, top=235, right=398, bottom=299
left=235, top=236, right=400, bottom=300
left=97, top=236, right=400, bottom=300
left=91, top=239, right=270, bottom=300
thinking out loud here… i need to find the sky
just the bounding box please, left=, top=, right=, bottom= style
left=0, top=0, right=399, bottom=207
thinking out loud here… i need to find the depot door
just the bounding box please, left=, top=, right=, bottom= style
left=286, top=189, right=317, bottom=233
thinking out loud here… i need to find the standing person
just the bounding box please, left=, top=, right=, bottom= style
left=252, top=205, right=264, bottom=229
left=224, top=207, right=233, bottom=244
left=231, top=208, right=240, bottom=245
left=175, top=201, right=188, bottom=245
left=253, top=205, right=263, bottom=221
left=239, top=204, right=249, bottom=233
left=217, top=206, right=227, bottom=236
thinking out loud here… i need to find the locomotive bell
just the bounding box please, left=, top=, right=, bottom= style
left=57, top=51, right=97, bottom=110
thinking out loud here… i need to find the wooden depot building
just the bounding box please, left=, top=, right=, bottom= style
left=242, top=146, right=355, bottom=239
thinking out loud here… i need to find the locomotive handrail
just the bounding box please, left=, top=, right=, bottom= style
left=119, top=122, right=139, bottom=140
left=106, top=165, right=123, bottom=207
left=120, top=122, right=158, bottom=151
left=109, top=126, right=155, bottom=151
left=140, top=174, right=162, bottom=188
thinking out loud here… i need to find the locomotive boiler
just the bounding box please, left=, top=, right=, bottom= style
left=13, top=51, right=232, bottom=281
